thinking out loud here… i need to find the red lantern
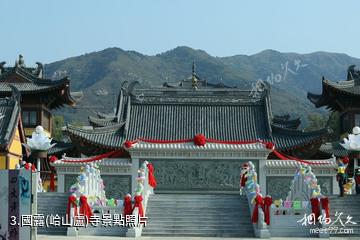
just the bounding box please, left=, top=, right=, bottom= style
left=265, top=142, right=275, bottom=150
left=342, top=156, right=350, bottom=164
left=49, top=155, right=58, bottom=163
left=194, top=134, right=206, bottom=146
left=124, top=140, right=133, bottom=148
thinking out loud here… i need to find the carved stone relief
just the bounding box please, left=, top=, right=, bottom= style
left=316, top=177, right=332, bottom=195
left=267, top=177, right=292, bottom=200
left=64, top=174, right=131, bottom=199
left=267, top=176, right=333, bottom=200
left=145, top=159, right=258, bottom=191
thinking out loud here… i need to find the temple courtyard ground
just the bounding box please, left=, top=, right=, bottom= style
left=37, top=236, right=358, bottom=240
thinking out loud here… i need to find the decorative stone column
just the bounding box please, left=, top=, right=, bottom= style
left=57, top=173, right=65, bottom=193
left=258, top=158, right=267, bottom=195
left=131, top=158, right=139, bottom=196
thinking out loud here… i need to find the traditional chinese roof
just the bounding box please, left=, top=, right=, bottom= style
left=272, top=116, right=301, bottom=129
left=48, top=140, right=75, bottom=155
left=319, top=141, right=349, bottom=157
left=65, top=123, right=126, bottom=150
left=307, top=66, right=360, bottom=111
left=0, top=57, right=76, bottom=109
left=65, top=76, right=329, bottom=155
left=0, top=87, right=25, bottom=151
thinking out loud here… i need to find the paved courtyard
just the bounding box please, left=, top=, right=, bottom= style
left=37, top=236, right=359, bottom=240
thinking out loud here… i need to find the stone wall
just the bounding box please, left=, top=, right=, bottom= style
left=145, top=159, right=259, bottom=192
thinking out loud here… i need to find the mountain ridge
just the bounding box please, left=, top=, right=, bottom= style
left=41, top=46, right=360, bottom=125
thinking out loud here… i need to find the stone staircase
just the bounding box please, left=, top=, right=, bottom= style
left=37, top=192, right=68, bottom=235
left=142, top=194, right=254, bottom=237
left=328, top=195, right=360, bottom=237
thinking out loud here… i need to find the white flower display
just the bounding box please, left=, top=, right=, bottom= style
left=27, top=126, right=56, bottom=151
left=341, top=126, right=360, bottom=151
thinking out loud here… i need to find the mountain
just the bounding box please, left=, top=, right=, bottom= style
left=43, top=46, right=360, bottom=126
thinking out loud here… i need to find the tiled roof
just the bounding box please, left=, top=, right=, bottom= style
left=48, top=140, right=75, bottom=155
left=88, top=115, right=118, bottom=127
left=0, top=66, right=76, bottom=108
left=271, top=126, right=330, bottom=150
left=65, top=123, right=126, bottom=149
left=0, top=87, right=21, bottom=150
left=272, top=117, right=301, bottom=129
left=319, top=141, right=349, bottom=157
left=66, top=83, right=329, bottom=152
left=127, top=100, right=270, bottom=141
left=307, top=76, right=360, bottom=111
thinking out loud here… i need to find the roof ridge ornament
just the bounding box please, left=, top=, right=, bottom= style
left=192, top=61, right=198, bottom=89
left=347, top=65, right=360, bottom=81
left=34, top=62, right=44, bottom=78
left=15, top=54, right=26, bottom=68
left=0, top=61, right=5, bottom=75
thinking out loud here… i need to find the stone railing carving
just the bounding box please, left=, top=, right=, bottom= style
left=126, top=161, right=153, bottom=237
left=241, top=161, right=271, bottom=238
left=270, top=164, right=330, bottom=238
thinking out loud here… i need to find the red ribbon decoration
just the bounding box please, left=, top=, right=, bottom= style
left=240, top=172, right=247, bottom=188
left=50, top=168, right=55, bottom=192
left=123, top=195, right=133, bottom=217
left=310, top=198, right=320, bottom=223
left=251, top=195, right=264, bottom=223
left=194, top=133, right=206, bottom=146
left=66, top=195, right=78, bottom=221
left=320, top=197, right=330, bottom=219
left=24, top=163, right=31, bottom=170
left=342, top=156, right=349, bottom=164
left=132, top=195, right=144, bottom=217
left=264, top=196, right=272, bottom=225
left=49, top=155, right=58, bottom=163
left=61, top=150, right=120, bottom=163
left=79, top=195, right=93, bottom=223
left=123, top=136, right=330, bottom=166
left=147, top=163, right=157, bottom=189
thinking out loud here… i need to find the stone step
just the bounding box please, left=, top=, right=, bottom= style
left=143, top=194, right=252, bottom=237
left=146, top=222, right=251, bottom=230
left=142, top=229, right=254, bottom=236
left=37, top=227, right=67, bottom=235
left=146, top=219, right=252, bottom=224
left=77, top=226, right=127, bottom=236
left=146, top=213, right=247, bottom=217
left=149, top=194, right=243, bottom=197
left=146, top=207, right=249, bottom=212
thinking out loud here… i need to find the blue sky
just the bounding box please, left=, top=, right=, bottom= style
left=1, top=0, right=360, bottom=64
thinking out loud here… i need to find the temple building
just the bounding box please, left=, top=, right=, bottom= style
left=0, top=55, right=76, bottom=137
left=308, top=65, right=360, bottom=174
left=308, top=65, right=360, bottom=135
left=0, top=55, right=76, bottom=179
left=55, top=67, right=336, bottom=199
left=0, top=87, right=26, bottom=169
